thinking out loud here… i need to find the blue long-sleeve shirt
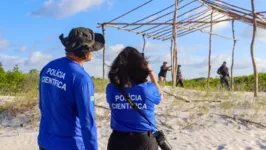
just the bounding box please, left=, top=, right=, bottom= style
left=38, top=57, right=98, bottom=150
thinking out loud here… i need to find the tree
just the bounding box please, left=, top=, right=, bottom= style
left=0, top=62, right=4, bottom=73
left=5, top=64, right=25, bottom=93
left=13, top=64, right=20, bottom=73
left=29, top=69, right=39, bottom=74
left=251, top=0, right=258, bottom=97
left=0, top=62, right=6, bottom=90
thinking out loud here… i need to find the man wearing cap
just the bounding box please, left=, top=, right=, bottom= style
left=38, top=27, right=105, bottom=150
left=158, top=61, right=172, bottom=83
left=217, top=61, right=230, bottom=90
left=176, top=65, right=184, bottom=87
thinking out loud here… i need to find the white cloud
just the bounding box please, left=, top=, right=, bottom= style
left=0, top=54, right=27, bottom=70
left=27, top=51, right=53, bottom=65
left=191, top=54, right=231, bottom=69
left=106, top=0, right=113, bottom=9
left=83, top=57, right=104, bottom=77
left=108, top=44, right=124, bottom=55
left=0, top=51, right=54, bottom=72
left=184, top=7, right=230, bottom=32
left=1, top=43, right=265, bottom=79
left=203, top=12, right=230, bottom=32
left=31, top=0, right=106, bottom=18
left=145, top=42, right=168, bottom=51
left=0, top=37, right=9, bottom=50
left=93, top=44, right=125, bottom=64
left=255, top=57, right=266, bottom=72
left=241, top=27, right=266, bottom=43
left=213, top=21, right=230, bottom=31
left=19, top=46, right=28, bottom=52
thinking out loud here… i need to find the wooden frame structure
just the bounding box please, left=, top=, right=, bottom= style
left=98, top=0, right=266, bottom=96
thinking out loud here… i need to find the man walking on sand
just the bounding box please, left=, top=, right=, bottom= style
left=38, top=27, right=105, bottom=150
left=217, top=61, right=230, bottom=90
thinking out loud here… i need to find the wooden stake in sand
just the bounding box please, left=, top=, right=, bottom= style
left=231, top=20, right=236, bottom=91
left=102, top=25, right=106, bottom=79
left=207, top=9, right=214, bottom=89
left=172, top=0, right=179, bottom=87
left=251, top=0, right=259, bottom=97
left=170, top=39, right=174, bottom=84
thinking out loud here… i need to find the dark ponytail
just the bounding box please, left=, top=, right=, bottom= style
left=108, top=46, right=150, bottom=89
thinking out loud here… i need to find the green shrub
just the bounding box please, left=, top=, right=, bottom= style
left=165, top=73, right=266, bottom=92
left=0, top=62, right=265, bottom=94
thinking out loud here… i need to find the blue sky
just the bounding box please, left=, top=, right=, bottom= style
left=0, top=0, right=265, bottom=79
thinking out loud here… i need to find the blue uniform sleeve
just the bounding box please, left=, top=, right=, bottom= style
left=75, top=80, right=98, bottom=150
left=146, top=83, right=161, bottom=105
left=106, top=83, right=113, bottom=103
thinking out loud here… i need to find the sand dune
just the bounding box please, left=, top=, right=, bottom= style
left=1, top=88, right=266, bottom=150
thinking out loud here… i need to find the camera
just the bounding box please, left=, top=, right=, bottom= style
left=153, top=130, right=172, bottom=150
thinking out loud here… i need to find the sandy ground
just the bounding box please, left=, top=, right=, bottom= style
left=1, top=88, right=266, bottom=150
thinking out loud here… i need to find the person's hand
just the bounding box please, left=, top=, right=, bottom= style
left=220, top=74, right=223, bottom=78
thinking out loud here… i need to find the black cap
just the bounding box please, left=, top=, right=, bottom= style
left=223, top=61, right=226, bottom=64
left=59, top=27, right=105, bottom=52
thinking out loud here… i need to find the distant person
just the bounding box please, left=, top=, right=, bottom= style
left=38, top=27, right=105, bottom=150
left=217, top=61, right=230, bottom=90
left=176, top=65, right=184, bottom=87
left=106, top=46, right=164, bottom=150
left=158, top=61, right=172, bottom=83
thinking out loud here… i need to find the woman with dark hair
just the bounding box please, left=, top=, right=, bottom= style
left=106, top=46, right=164, bottom=150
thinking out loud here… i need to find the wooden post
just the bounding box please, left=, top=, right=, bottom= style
left=251, top=0, right=258, bottom=97
left=102, top=25, right=106, bottom=79
left=207, top=10, right=214, bottom=89
left=231, top=20, right=236, bottom=91
left=172, top=0, right=179, bottom=87
left=142, top=35, right=146, bottom=53
left=170, top=39, right=173, bottom=83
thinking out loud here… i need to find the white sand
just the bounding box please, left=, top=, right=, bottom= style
left=1, top=88, right=266, bottom=150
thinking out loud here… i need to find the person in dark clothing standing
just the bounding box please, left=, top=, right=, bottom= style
left=158, top=62, right=171, bottom=83
left=217, top=61, right=230, bottom=90
left=176, top=65, right=184, bottom=87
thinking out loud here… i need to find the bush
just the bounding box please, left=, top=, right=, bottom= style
left=0, top=63, right=265, bottom=94
left=166, top=73, right=266, bottom=92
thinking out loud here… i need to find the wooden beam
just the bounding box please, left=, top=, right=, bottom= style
left=172, top=0, right=179, bottom=87
left=231, top=20, right=236, bottom=91
left=250, top=0, right=258, bottom=97
left=140, top=4, right=205, bottom=33
left=231, top=20, right=236, bottom=90
left=207, top=10, right=213, bottom=89
left=101, top=25, right=106, bottom=79
left=102, top=20, right=232, bottom=26
left=142, top=35, right=146, bottom=53
left=197, top=0, right=266, bottom=29
left=122, top=4, right=175, bottom=28
left=256, top=15, right=266, bottom=23
left=103, top=24, right=171, bottom=41
left=177, top=14, right=227, bottom=37
left=97, top=0, right=153, bottom=27
left=163, top=24, right=236, bottom=41
left=170, top=39, right=173, bottom=84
